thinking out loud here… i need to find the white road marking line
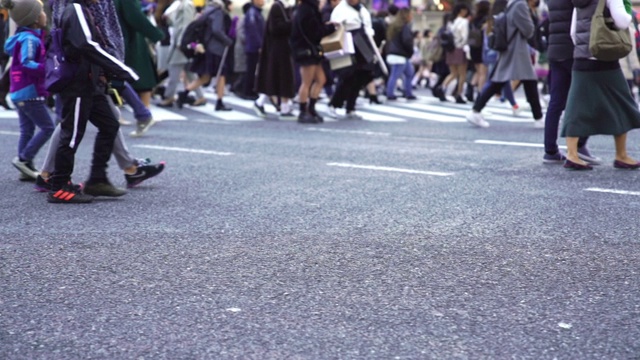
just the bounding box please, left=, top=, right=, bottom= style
left=0, top=111, right=18, bottom=119
left=585, top=188, right=640, bottom=196
left=220, top=95, right=296, bottom=117
left=214, top=94, right=403, bottom=122
left=190, top=97, right=263, bottom=121
left=327, top=162, right=453, bottom=176
left=133, top=145, right=233, bottom=156
left=475, top=140, right=567, bottom=149
left=317, top=104, right=406, bottom=122
left=399, top=102, right=532, bottom=123
left=193, top=119, right=241, bottom=125
left=0, top=130, right=20, bottom=135
left=364, top=103, right=464, bottom=122
left=125, top=105, right=187, bottom=121
left=306, top=128, right=391, bottom=136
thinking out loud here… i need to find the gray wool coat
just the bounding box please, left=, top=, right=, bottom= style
left=234, top=16, right=247, bottom=73
left=492, top=0, right=537, bottom=82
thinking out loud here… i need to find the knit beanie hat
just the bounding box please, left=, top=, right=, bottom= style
left=1, top=0, right=42, bottom=27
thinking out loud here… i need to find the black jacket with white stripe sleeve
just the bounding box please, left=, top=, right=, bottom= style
left=59, top=1, right=139, bottom=96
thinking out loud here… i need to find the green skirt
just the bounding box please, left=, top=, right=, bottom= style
left=561, top=68, right=640, bottom=137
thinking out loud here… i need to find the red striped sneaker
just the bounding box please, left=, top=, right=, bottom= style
left=47, top=183, right=93, bottom=203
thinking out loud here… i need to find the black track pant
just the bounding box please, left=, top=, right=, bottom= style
left=50, top=92, right=119, bottom=189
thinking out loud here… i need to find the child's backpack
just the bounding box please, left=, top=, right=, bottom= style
left=45, top=25, right=78, bottom=93
left=179, top=7, right=216, bottom=58
left=439, top=27, right=455, bottom=52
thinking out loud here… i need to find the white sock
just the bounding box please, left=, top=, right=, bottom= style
left=256, top=94, right=267, bottom=106
left=281, top=101, right=291, bottom=114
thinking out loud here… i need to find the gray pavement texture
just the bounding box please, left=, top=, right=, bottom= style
left=1, top=90, right=639, bottom=359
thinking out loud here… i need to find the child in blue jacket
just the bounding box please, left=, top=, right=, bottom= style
left=3, top=0, right=55, bottom=181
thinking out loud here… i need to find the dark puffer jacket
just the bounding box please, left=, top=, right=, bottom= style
left=547, top=0, right=574, bottom=61
left=572, top=0, right=602, bottom=59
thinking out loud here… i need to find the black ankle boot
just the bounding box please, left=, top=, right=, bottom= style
left=215, top=99, right=232, bottom=111
left=298, top=111, right=318, bottom=124
left=176, top=90, right=189, bottom=109
left=368, top=93, right=382, bottom=104
left=154, top=86, right=166, bottom=100
left=465, top=85, right=474, bottom=102
left=309, top=98, right=323, bottom=122
left=434, top=87, right=447, bottom=102
left=455, top=95, right=467, bottom=104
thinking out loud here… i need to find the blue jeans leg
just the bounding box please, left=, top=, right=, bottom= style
left=16, top=100, right=55, bottom=161
left=501, top=83, right=516, bottom=106
left=121, top=82, right=152, bottom=122
left=386, top=64, right=403, bottom=97
left=543, top=60, right=588, bottom=153
left=403, top=61, right=415, bottom=97
left=544, top=60, right=572, bottom=154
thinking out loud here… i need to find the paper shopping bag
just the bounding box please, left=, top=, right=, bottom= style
left=321, top=25, right=345, bottom=53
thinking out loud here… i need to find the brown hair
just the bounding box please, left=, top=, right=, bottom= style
left=386, top=7, right=411, bottom=41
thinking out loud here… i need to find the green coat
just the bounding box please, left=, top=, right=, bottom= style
left=114, top=0, right=165, bottom=91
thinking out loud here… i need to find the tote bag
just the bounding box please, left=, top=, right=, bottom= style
left=589, top=0, right=632, bottom=61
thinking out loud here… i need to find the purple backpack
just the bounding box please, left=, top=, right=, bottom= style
left=44, top=25, right=77, bottom=93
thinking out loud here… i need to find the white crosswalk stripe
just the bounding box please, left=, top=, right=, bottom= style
left=122, top=104, right=187, bottom=122
left=118, top=91, right=539, bottom=125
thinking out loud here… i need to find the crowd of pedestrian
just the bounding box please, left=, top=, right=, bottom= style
left=1, top=0, right=639, bottom=204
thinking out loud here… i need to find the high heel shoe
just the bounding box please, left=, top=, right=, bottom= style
left=368, top=93, right=382, bottom=104
left=215, top=100, right=232, bottom=111
left=433, top=87, right=448, bottom=102
left=454, top=95, right=467, bottom=104
left=157, top=99, right=174, bottom=108
left=192, top=97, right=207, bottom=106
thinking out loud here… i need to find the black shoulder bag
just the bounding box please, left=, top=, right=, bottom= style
left=293, top=9, right=324, bottom=61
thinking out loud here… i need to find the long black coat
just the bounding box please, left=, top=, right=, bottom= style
left=255, top=0, right=296, bottom=97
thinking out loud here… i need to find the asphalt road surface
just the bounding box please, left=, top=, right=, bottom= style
left=1, top=89, right=639, bottom=359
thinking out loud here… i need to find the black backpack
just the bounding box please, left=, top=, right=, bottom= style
left=529, top=16, right=548, bottom=53
left=487, top=0, right=522, bottom=52
left=179, top=7, right=216, bottom=58
left=439, top=28, right=455, bottom=52
left=467, top=21, right=483, bottom=48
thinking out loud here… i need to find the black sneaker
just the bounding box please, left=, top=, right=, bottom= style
left=125, top=161, right=165, bottom=188
left=136, top=158, right=152, bottom=166
left=83, top=180, right=127, bottom=197
left=36, top=176, right=49, bottom=190
left=253, top=101, right=267, bottom=118
left=48, top=183, right=93, bottom=203
left=297, top=112, right=319, bottom=124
